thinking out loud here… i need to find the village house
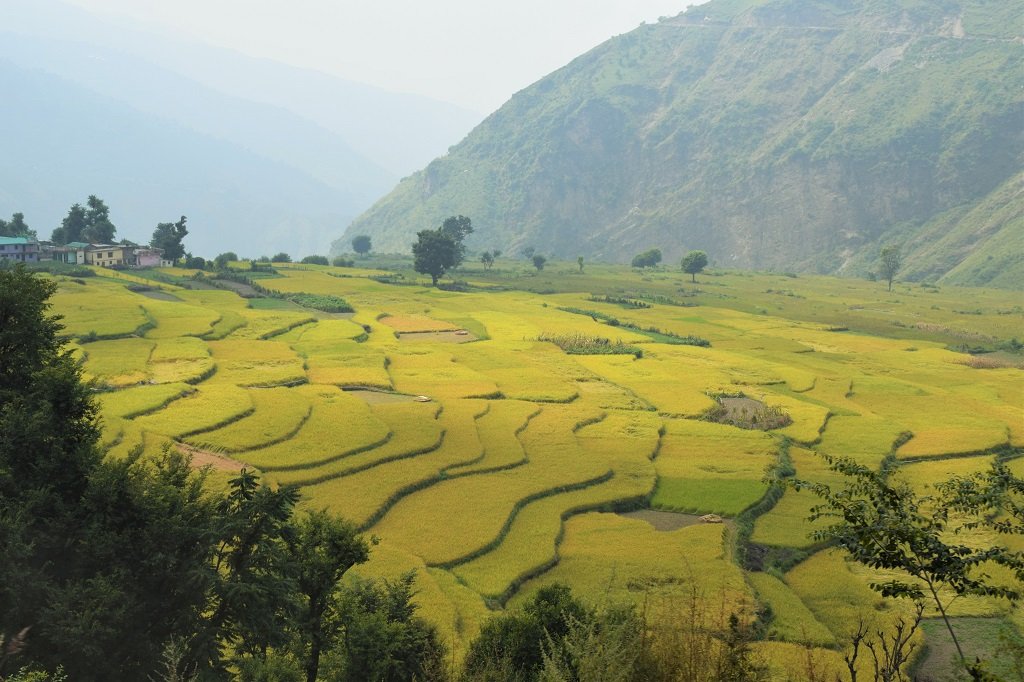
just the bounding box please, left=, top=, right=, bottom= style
left=51, top=241, right=91, bottom=265
left=85, top=244, right=134, bottom=267
left=0, top=236, right=40, bottom=263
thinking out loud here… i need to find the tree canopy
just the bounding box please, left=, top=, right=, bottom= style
left=412, top=229, right=460, bottom=286
left=0, top=213, right=35, bottom=240
left=680, top=250, right=708, bottom=282
left=351, top=235, right=372, bottom=256
left=151, top=216, right=189, bottom=263
left=879, top=245, right=902, bottom=291
left=631, top=248, right=662, bottom=268
left=532, top=254, right=547, bottom=271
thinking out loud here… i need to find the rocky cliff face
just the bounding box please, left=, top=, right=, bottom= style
left=336, top=0, right=1023, bottom=287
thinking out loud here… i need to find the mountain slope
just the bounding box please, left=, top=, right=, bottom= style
left=0, top=61, right=349, bottom=256
left=338, top=0, right=1023, bottom=287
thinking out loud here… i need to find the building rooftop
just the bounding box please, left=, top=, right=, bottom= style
left=0, top=236, right=34, bottom=245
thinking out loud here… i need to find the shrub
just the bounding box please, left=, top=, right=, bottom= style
left=538, top=332, right=643, bottom=358
left=300, top=255, right=329, bottom=266
left=271, top=252, right=292, bottom=263
left=284, top=293, right=354, bottom=313
left=332, top=256, right=355, bottom=267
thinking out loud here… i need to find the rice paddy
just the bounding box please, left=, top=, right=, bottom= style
left=49, top=261, right=1023, bottom=675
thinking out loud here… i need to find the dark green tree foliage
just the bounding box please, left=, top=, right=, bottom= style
left=328, top=572, right=446, bottom=682
left=272, top=252, right=293, bottom=263
left=0, top=213, right=35, bottom=239
left=680, top=250, right=708, bottom=282
left=0, top=268, right=215, bottom=680
left=577, top=256, right=584, bottom=273
left=184, top=254, right=207, bottom=270
left=81, top=196, right=116, bottom=243
left=631, top=248, right=662, bottom=268
left=286, top=511, right=371, bottom=682
left=463, top=584, right=587, bottom=680
left=413, top=229, right=460, bottom=286
left=793, top=455, right=1024, bottom=671
left=214, top=252, right=239, bottom=269
left=50, top=204, right=87, bottom=245
left=480, top=251, right=495, bottom=269
left=879, top=245, right=902, bottom=292
left=300, top=255, right=330, bottom=266
left=532, top=254, right=547, bottom=271
left=351, top=235, right=372, bottom=256
left=438, top=215, right=473, bottom=267
left=152, top=216, right=189, bottom=263
left=522, top=246, right=535, bottom=260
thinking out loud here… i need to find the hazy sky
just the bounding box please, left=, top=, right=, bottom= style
left=65, top=0, right=695, bottom=113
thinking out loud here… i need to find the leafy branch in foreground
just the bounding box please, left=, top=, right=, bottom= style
left=790, top=455, right=1024, bottom=676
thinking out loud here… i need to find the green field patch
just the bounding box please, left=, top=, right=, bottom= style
left=574, top=352, right=722, bottom=415
left=147, top=337, right=214, bottom=384
left=186, top=386, right=312, bottom=453
left=227, top=308, right=316, bottom=339
left=370, top=405, right=609, bottom=566
left=444, top=400, right=539, bottom=476
left=816, top=414, right=906, bottom=466
left=785, top=549, right=887, bottom=640
left=82, top=338, right=155, bottom=387
left=97, top=382, right=195, bottom=420
left=454, top=412, right=660, bottom=600
left=507, top=513, right=751, bottom=619
left=452, top=341, right=580, bottom=402
left=272, top=401, right=443, bottom=487
left=207, top=339, right=306, bottom=387
left=747, top=572, right=835, bottom=646
left=653, top=419, right=776, bottom=516
left=304, top=344, right=392, bottom=389
left=140, top=299, right=221, bottom=339
left=53, top=279, right=149, bottom=339
left=300, top=399, right=489, bottom=527
left=237, top=386, right=391, bottom=470
left=750, top=448, right=836, bottom=548
left=387, top=350, right=499, bottom=399
left=132, top=384, right=253, bottom=439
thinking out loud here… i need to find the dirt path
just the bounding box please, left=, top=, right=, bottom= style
left=177, top=443, right=251, bottom=474
left=618, top=509, right=731, bottom=532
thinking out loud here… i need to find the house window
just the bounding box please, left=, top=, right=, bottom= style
left=107, top=251, right=113, bottom=258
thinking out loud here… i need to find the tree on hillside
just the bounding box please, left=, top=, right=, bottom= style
left=412, top=229, right=459, bottom=286
left=214, top=251, right=239, bottom=269
left=532, top=254, right=547, bottom=271
left=50, top=204, right=87, bottom=245
left=272, top=252, right=292, bottom=263
left=0, top=213, right=35, bottom=240
left=301, top=255, right=330, bottom=265
left=681, top=250, right=708, bottom=282
left=577, top=256, right=584, bottom=273
left=631, top=248, right=662, bottom=269
left=879, top=245, right=902, bottom=292
left=522, top=246, right=535, bottom=260
left=480, top=251, right=495, bottom=269
left=351, top=234, right=372, bottom=256
left=151, top=216, right=189, bottom=263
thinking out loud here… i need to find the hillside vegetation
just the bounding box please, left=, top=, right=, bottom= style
left=338, top=0, right=1023, bottom=287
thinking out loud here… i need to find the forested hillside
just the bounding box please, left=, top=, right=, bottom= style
left=339, top=0, right=1023, bottom=287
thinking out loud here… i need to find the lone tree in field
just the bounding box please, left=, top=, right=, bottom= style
left=413, top=229, right=460, bottom=286
left=151, top=215, right=189, bottom=263
left=631, top=248, right=662, bottom=269
left=577, top=256, right=584, bottom=273
left=480, top=251, right=495, bottom=269
left=879, top=245, right=902, bottom=292
left=439, top=215, right=473, bottom=267
left=532, top=254, right=547, bottom=271
left=681, top=250, right=708, bottom=282
left=351, top=234, right=372, bottom=256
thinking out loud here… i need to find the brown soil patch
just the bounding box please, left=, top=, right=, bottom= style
left=134, top=289, right=183, bottom=302
left=720, top=397, right=766, bottom=419
left=177, top=443, right=251, bottom=474
left=619, top=509, right=730, bottom=532
left=345, top=389, right=421, bottom=404
left=212, top=279, right=261, bottom=298
left=397, top=330, right=477, bottom=343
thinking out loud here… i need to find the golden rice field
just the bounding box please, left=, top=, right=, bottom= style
left=47, top=260, right=1023, bottom=677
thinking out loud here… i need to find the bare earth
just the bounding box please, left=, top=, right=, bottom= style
left=345, top=389, right=422, bottom=404
left=619, top=509, right=729, bottom=532
left=177, top=443, right=250, bottom=473
left=397, top=330, right=478, bottom=343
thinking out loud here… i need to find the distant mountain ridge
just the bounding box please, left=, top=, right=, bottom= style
left=338, top=0, right=1023, bottom=288
left=0, top=0, right=482, bottom=255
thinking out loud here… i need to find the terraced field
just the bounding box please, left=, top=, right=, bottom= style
left=49, top=260, right=1023, bottom=675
